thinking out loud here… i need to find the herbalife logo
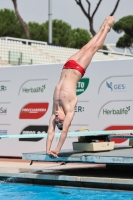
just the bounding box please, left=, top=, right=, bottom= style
left=22, top=85, right=46, bottom=93
left=103, top=106, right=130, bottom=115
left=76, top=78, right=89, bottom=96
left=0, top=85, right=7, bottom=91
left=106, top=82, right=126, bottom=92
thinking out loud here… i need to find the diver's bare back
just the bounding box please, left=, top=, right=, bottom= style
left=53, top=69, right=81, bottom=114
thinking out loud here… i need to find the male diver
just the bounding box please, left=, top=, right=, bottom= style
left=46, top=16, right=115, bottom=157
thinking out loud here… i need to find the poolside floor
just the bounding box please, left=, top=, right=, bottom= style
left=0, top=157, right=133, bottom=190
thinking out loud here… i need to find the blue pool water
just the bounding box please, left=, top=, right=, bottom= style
left=0, top=183, right=133, bottom=200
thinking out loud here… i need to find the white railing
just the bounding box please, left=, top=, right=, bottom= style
left=0, top=37, right=47, bottom=45
left=106, top=43, right=132, bottom=55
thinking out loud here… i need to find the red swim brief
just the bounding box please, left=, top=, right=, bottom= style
left=63, top=60, right=85, bottom=77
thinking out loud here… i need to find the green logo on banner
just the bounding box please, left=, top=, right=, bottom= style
left=76, top=78, right=89, bottom=96
left=103, top=106, right=130, bottom=115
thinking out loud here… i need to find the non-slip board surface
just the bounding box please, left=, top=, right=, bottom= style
left=22, top=147, right=133, bottom=165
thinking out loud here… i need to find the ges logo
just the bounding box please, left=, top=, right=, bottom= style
left=106, top=82, right=126, bottom=92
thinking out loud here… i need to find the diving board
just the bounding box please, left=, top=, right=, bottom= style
left=22, top=147, right=133, bottom=165
left=2, top=131, right=133, bottom=154
left=0, top=130, right=133, bottom=139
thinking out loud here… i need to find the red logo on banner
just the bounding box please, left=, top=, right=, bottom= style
left=105, top=126, right=133, bottom=143
left=19, top=103, right=49, bottom=119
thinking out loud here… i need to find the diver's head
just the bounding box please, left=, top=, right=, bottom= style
left=55, top=110, right=65, bottom=130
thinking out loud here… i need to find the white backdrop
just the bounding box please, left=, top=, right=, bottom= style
left=0, top=59, right=133, bottom=156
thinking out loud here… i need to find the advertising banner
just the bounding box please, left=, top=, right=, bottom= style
left=0, top=59, right=133, bottom=156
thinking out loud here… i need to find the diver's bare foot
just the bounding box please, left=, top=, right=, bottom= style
left=100, top=16, right=109, bottom=31
left=106, top=16, right=115, bottom=32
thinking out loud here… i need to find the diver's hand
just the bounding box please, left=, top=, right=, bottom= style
left=50, top=150, right=59, bottom=158
left=46, top=150, right=59, bottom=158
